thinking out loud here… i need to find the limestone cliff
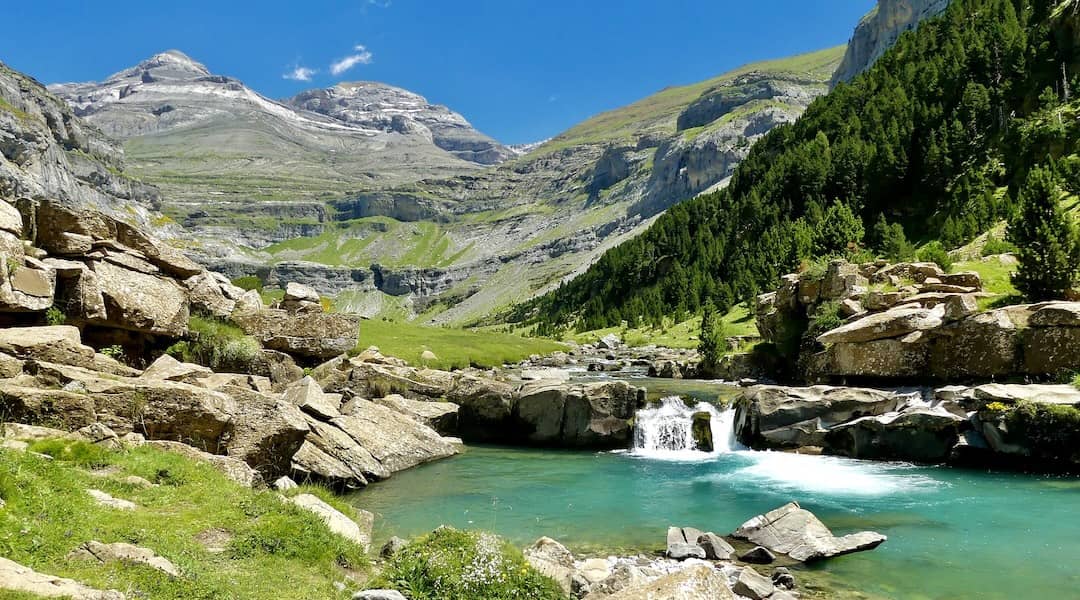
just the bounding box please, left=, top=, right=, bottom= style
left=831, top=0, right=951, bottom=87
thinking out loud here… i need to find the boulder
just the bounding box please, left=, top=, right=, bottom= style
left=283, top=376, right=342, bottom=421
left=930, top=309, right=1020, bottom=379
left=87, top=489, right=137, bottom=511
left=691, top=412, right=713, bottom=452
left=184, top=271, right=239, bottom=318
left=734, top=386, right=906, bottom=448
left=603, top=564, right=734, bottom=600
left=88, top=259, right=189, bottom=337
left=224, top=386, right=309, bottom=478
left=940, top=271, right=982, bottom=289
left=373, top=394, right=459, bottom=435
left=1023, top=325, right=1080, bottom=375
left=738, top=546, right=776, bottom=564
left=140, top=353, right=212, bottom=384
left=666, top=526, right=706, bottom=559
left=821, top=260, right=868, bottom=300
left=294, top=417, right=388, bottom=487
left=291, top=440, right=371, bottom=489
left=597, top=333, right=621, bottom=350
left=74, top=423, right=122, bottom=450
left=232, top=308, right=360, bottom=360
left=514, top=380, right=644, bottom=448
left=380, top=536, right=407, bottom=558
left=826, top=333, right=930, bottom=379
left=0, top=556, right=126, bottom=599
left=968, top=383, right=1080, bottom=407
left=0, top=259, right=56, bottom=312
left=68, top=541, right=180, bottom=577
left=48, top=260, right=109, bottom=322
left=250, top=349, right=305, bottom=390
left=332, top=400, right=458, bottom=473
left=0, top=325, right=96, bottom=368
left=824, top=407, right=965, bottom=462
left=234, top=289, right=264, bottom=313
left=420, top=349, right=438, bottom=362
left=288, top=493, right=373, bottom=552
left=872, top=262, right=943, bottom=284
left=272, top=476, right=299, bottom=491
left=817, top=306, right=945, bottom=345
left=732, top=566, right=774, bottom=600
left=0, top=201, right=22, bottom=236
left=353, top=592, right=406, bottom=600
left=733, top=502, right=886, bottom=562
left=524, top=537, right=576, bottom=595
left=1028, top=302, right=1080, bottom=327
left=697, top=532, right=735, bottom=560
left=0, top=382, right=97, bottom=429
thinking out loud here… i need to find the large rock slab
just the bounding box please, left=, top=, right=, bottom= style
left=817, top=306, right=945, bottom=345
left=232, top=308, right=360, bottom=360
left=224, top=385, right=309, bottom=478
left=734, top=386, right=906, bottom=448
left=140, top=353, right=212, bottom=384
left=0, top=325, right=96, bottom=368
left=88, top=258, right=189, bottom=337
left=603, top=564, right=734, bottom=600
left=825, top=333, right=930, bottom=378
left=514, top=380, right=644, bottom=448
left=373, top=394, right=459, bottom=435
left=297, top=417, right=388, bottom=484
left=733, top=502, right=886, bottom=562
left=332, top=400, right=457, bottom=473
left=68, top=540, right=180, bottom=577
left=0, top=556, right=125, bottom=599
left=930, top=309, right=1020, bottom=379
left=0, top=382, right=97, bottom=429
left=283, top=376, right=342, bottom=421
left=524, top=537, right=576, bottom=595
left=824, top=407, right=965, bottom=462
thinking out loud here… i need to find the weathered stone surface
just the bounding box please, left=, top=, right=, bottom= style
left=0, top=382, right=97, bottom=429
left=234, top=289, right=264, bottom=313
left=89, top=259, right=189, bottom=337
left=291, top=439, right=371, bottom=489
left=968, top=383, right=1080, bottom=407
left=732, top=566, right=774, bottom=600
left=284, top=282, right=321, bottom=304
left=232, top=308, right=360, bottom=360
left=733, top=502, right=886, bottom=562
left=821, top=260, right=868, bottom=300
left=140, top=353, right=212, bottom=383
left=145, top=440, right=262, bottom=488
left=817, top=306, right=945, bottom=345
left=738, top=546, right=776, bottom=564
left=734, top=386, right=905, bottom=448
left=380, top=536, right=408, bottom=558
left=697, top=532, right=735, bottom=560
left=525, top=537, right=576, bottom=595
left=931, top=309, right=1020, bottom=379
left=826, top=334, right=930, bottom=378
left=0, top=556, right=126, bottom=599
left=603, top=564, right=734, bottom=600
left=824, top=408, right=965, bottom=462
left=75, top=423, right=122, bottom=450
left=373, top=394, right=459, bottom=435
left=69, top=541, right=180, bottom=577
left=514, top=380, right=644, bottom=448
left=1026, top=302, right=1080, bottom=327
left=289, top=493, right=373, bottom=552
left=353, top=591, right=407, bottom=600
left=332, top=400, right=457, bottom=473
left=184, top=271, right=239, bottom=318
left=0, top=325, right=96, bottom=368
left=49, top=260, right=109, bottom=322
left=0, top=200, right=22, bottom=236
left=1024, top=325, right=1080, bottom=375
left=666, top=526, right=706, bottom=559
left=2, top=262, right=56, bottom=311
left=284, top=376, right=341, bottom=421
left=225, top=385, right=309, bottom=477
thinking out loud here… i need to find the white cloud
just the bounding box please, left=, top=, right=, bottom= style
left=283, top=65, right=318, bottom=82
left=330, top=45, right=374, bottom=76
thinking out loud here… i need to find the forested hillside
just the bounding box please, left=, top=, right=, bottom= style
left=522, top=0, right=1080, bottom=334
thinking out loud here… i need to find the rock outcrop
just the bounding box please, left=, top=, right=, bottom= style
left=733, top=502, right=886, bottom=562
left=0, top=556, right=125, bottom=599
left=831, top=0, right=952, bottom=87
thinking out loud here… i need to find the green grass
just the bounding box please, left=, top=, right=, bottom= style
left=953, top=256, right=1022, bottom=310
left=0, top=96, right=33, bottom=122
left=166, top=315, right=262, bottom=372
left=569, top=303, right=759, bottom=350
left=371, top=527, right=567, bottom=600
left=357, top=320, right=568, bottom=370
left=0, top=440, right=367, bottom=599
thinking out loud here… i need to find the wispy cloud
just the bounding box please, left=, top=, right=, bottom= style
left=330, top=45, right=374, bottom=76
left=283, top=65, right=318, bottom=82
left=366, top=0, right=391, bottom=7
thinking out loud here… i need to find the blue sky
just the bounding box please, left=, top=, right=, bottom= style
left=4, top=1, right=873, bottom=144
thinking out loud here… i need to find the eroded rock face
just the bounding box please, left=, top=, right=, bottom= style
left=831, top=0, right=952, bottom=87
left=733, top=502, right=886, bottom=562
left=514, top=380, right=644, bottom=448
left=824, top=407, right=965, bottom=462
left=734, top=386, right=906, bottom=448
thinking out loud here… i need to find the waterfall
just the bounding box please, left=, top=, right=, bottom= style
left=631, top=397, right=739, bottom=458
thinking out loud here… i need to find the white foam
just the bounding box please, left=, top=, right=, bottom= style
left=707, top=451, right=939, bottom=497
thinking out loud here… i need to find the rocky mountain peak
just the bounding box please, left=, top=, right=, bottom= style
left=109, top=49, right=212, bottom=82
left=288, top=81, right=514, bottom=165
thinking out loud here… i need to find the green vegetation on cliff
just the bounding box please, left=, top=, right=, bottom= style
left=524, top=0, right=1080, bottom=333
left=0, top=441, right=366, bottom=599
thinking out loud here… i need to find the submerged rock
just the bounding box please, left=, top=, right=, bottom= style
left=733, top=502, right=886, bottom=562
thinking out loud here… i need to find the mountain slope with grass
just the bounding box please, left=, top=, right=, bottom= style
left=523, top=0, right=1080, bottom=334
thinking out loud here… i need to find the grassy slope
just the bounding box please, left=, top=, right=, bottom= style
left=569, top=303, right=759, bottom=350
left=537, top=45, right=846, bottom=155
left=0, top=441, right=367, bottom=599
left=358, top=319, right=568, bottom=370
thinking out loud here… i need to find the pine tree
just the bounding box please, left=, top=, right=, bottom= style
left=698, top=300, right=727, bottom=371
left=1008, top=167, right=1080, bottom=300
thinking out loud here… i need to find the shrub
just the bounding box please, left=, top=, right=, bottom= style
left=698, top=300, right=728, bottom=369
left=981, top=237, right=1019, bottom=257
left=376, top=527, right=567, bottom=600
left=807, top=301, right=844, bottom=338
left=100, top=345, right=125, bottom=361
left=917, top=241, right=954, bottom=273
left=1005, top=401, right=1080, bottom=463
left=45, top=306, right=66, bottom=326
left=167, top=315, right=262, bottom=372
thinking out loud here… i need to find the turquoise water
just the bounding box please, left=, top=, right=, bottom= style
left=355, top=445, right=1080, bottom=599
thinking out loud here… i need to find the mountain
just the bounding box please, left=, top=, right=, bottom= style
left=831, top=0, right=951, bottom=87
left=217, top=47, right=845, bottom=325
left=48, top=50, right=506, bottom=243
left=524, top=0, right=1078, bottom=333
left=0, top=60, right=160, bottom=226
left=288, top=82, right=514, bottom=165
